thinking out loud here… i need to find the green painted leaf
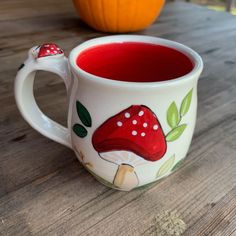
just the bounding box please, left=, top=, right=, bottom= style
left=171, top=159, right=185, bottom=171
left=166, top=124, right=187, bottom=142
left=73, top=124, right=87, bottom=138
left=180, top=89, right=193, bottom=117
left=157, top=155, right=175, bottom=177
left=167, top=102, right=180, bottom=128
left=76, top=101, right=92, bottom=127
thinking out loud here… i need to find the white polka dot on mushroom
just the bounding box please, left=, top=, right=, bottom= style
left=125, top=112, right=130, bottom=118
left=117, top=121, right=122, bottom=127
left=143, top=122, right=148, bottom=127
left=46, top=50, right=50, bottom=53
left=138, top=111, right=144, bottom=116
left=132, top=120, right=137, bottom=125
left=141, top=132, right=145, bottom=137
left=153, top=124, right=158, bottom=130
left=132, top=130, right=137, bottom=136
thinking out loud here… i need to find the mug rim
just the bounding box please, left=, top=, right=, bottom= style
left=69, top=35, right=203, bottom=87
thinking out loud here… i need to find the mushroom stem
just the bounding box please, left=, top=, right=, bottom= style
left=113, top=164, right=139, bottom=190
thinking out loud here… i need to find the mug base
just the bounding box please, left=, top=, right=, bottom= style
left=88, top=167, right=182, bottom=191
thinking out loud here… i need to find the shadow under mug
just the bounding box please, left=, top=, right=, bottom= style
left=15, top=35, right=203, bottom=191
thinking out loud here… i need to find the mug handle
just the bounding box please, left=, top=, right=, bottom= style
left=15, top=44, right=73, bottom=149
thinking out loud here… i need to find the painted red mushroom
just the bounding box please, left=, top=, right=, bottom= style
left=92, top=105, right=167, bottom=190
left=33, top=43, right=63, bottom=59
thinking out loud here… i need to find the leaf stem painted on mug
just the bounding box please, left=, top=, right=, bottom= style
left=165, top=89, right=193, bottom=142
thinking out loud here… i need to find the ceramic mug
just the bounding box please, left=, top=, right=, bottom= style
left=15, top=35, right=203, bottom=191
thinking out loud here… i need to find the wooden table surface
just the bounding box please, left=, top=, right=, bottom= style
left=1, top=1, right=236, bottom=235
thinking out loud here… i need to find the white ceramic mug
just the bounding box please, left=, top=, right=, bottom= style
left=15, top=35, right=203, bottom=191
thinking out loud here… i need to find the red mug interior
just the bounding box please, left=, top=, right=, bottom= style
left=76, top=42, right=194, bottom=83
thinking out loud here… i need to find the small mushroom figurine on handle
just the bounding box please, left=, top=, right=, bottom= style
left=33, top=43, right=64, bottom=58
left=92, top=105, right=167, bottom=190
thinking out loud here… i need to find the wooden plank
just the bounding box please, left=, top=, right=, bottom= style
left=0, top=114, right=235, bottom=235
left=0, top=0, right=74, bottom=21
left=184, top=187, right=236, bottom=236
left=0, top=1, right=236, bottom=235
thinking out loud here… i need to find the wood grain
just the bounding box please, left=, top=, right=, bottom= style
left=0, top=1, right=236, bottom=235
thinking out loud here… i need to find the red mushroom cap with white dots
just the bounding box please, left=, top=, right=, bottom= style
left=92, top=105, right=167, bottom=162
left=37, top=43, right=63, bottom=58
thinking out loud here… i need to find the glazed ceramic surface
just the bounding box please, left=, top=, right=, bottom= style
left=15, top=36, right=203, bottom=191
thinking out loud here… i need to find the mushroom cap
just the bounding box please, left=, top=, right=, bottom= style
left=92, top=105, right=167, bottom=162
left=33, top=43, right=64, bottom=59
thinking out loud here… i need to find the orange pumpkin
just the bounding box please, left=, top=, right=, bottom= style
left=73, top=0, right=165, bottom=33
